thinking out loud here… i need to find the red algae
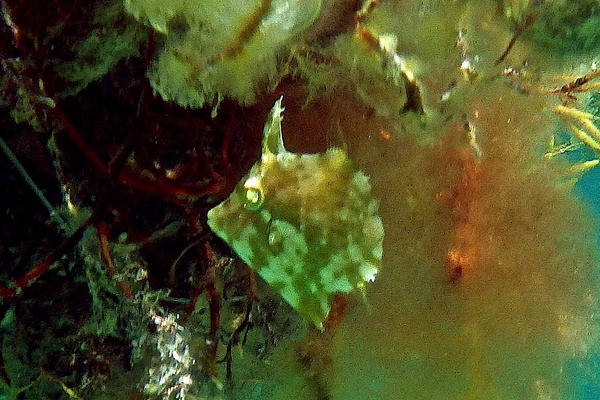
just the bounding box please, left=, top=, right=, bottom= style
left=278, top=48, right=599, bottom=400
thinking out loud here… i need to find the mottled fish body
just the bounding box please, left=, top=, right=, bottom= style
left=207, top=97, right=384, bottom=329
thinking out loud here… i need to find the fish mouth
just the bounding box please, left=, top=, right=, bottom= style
left=206, top=196, right=248, bottom=244
left=206, top=203, right=229, bottom=242
left=206, top=207, right=218, bottom=231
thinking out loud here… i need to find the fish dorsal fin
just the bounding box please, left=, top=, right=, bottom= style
left=262, top=96, right=287, bottom=156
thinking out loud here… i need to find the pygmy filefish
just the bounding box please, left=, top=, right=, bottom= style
left=207, top=97, right=384, bottom=330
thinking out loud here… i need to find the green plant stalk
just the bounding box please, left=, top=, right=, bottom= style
left=0, top=135, right=66, bottom=229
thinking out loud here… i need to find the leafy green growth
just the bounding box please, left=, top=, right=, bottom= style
left=46, top=0, right=146, bottom=96
left=522, top=1, right=600, bottom=56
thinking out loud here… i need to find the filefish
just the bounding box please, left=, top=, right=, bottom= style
left=207, top=97, right=384, bottom=330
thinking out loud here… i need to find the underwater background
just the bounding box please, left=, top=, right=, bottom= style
left=579, top=168, right=600, bottom=215
left=2, top=0, right=600, bottom=399
left=575, top=166, right=600, bottom=399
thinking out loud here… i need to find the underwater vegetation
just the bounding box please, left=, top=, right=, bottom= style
left=1, top=0, right=600, bottom=399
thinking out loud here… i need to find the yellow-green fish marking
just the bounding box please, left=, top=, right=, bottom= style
left=207, top=97, right=384, bottom=329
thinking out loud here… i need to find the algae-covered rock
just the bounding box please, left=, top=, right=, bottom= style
left=124, top=0, right=322, bottom=107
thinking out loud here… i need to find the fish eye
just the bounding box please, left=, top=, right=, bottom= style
left=242, top=177, right=263, bottom=210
